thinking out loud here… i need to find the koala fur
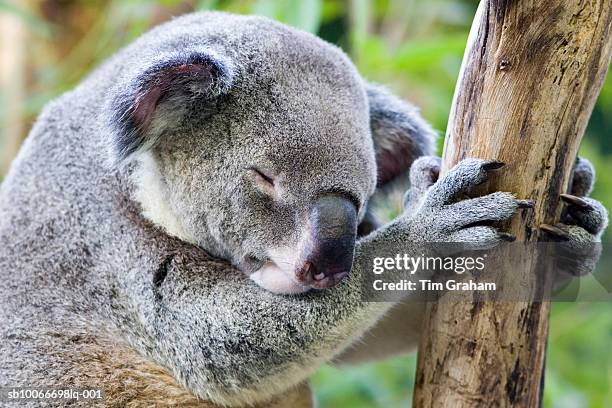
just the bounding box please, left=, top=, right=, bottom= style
left=0, top=12, right=435, bottom=406
left=0, top=11, right=607, bottom=408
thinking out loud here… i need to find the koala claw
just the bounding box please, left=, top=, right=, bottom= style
left=517, top=199, right=536, bottom=209
left=481, top=160, right=506, bottom=171
left=560, top=193, right=592, bottom=210
left=498, top=232, right=517, bottom=242
left=539, top=224, right=571, bottom=242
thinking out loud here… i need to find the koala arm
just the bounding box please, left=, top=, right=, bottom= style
left=110, top=158, right=534, bottom=406
left=111, top=204, right=398, bottom=407
left=332, top=301, right=425, bottom=366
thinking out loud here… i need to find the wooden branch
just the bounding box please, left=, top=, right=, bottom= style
left=413, top=1, right=612, bottom=406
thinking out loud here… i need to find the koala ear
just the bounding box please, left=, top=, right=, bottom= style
left=106, top=48, right=234, bottom=162
left=366, top=83, right=437, bottom=187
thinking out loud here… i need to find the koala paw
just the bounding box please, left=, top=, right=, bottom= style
left=404, top=158, right=532, bottom=249
left=539, top=158, right=608, bottom=276
left=539, top=157, right=608, bottom=276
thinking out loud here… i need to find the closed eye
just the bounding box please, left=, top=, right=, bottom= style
left=250, top=167, right=274, bottom=186
left=246, top=166, right=277, bottom=196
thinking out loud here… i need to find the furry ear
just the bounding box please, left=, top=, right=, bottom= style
left=106, top=49, right=234, bottom=162
left=366, top=83, right=437, bottom=187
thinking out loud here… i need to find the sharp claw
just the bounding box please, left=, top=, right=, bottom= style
left=518, top=200, right=535, bottom=209
left=540, top=224, right=570, bottom=241
left=498, top=232, right=516, bottom=242
left=482, top=160, right=506, bottom=171
left=554, top=223, right=573, bottom=230
left=560, top=194, right=593, bottom=210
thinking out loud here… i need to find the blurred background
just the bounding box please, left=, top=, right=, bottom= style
left=0, top=0, right=610, bottom=406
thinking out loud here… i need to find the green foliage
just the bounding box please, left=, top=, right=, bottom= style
left=544, top=303, right=612, bottom=408
left=250, top=0, right=322, bottom=33
left=312, top=356, right=417, bottom=408
left=0, top=0, right=610, bottom=406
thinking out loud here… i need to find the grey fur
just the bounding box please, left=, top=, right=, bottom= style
left=570, top=156, right=595, bottom=197
left=0, top=11, right=606, bottom=407
left=0, top=12, right=433, bottom=406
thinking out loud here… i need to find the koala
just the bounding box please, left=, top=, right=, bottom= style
left=0, top=11, right=607, bottom=408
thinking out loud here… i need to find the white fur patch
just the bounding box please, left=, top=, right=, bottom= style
left=250, top=262, right=309, bottom=294
left=132, top=152, right=197, bottom=243
left=249, top=246, right=309, bottom=294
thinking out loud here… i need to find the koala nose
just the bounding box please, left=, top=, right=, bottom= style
left=297, top=195, right=357, bottom=289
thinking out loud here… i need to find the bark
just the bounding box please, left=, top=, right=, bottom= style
left=413, top=1, right=612, bottom=407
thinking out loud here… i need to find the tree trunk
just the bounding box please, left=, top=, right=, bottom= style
left=413, top=1, right=611, bottom=407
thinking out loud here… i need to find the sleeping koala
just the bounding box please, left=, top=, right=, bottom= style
left=0, top=11, right=607, bottom=407
left=110, top=16, right=440, bottom=295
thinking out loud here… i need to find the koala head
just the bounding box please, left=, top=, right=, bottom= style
left=105, top=13, right=433, bottom=294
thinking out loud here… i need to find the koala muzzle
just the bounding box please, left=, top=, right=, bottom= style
left=297, top=195, right=357, bottom=289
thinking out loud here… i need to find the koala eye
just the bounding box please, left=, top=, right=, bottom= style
left=246, top=167, right=277, bottom=195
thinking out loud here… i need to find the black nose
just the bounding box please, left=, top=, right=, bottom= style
left=297, top=195, right=357, bottom=289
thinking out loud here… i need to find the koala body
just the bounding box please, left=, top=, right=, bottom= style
left=0, top=12, right=435, bottom=406
left=0, top=11, right=607, bottom=408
